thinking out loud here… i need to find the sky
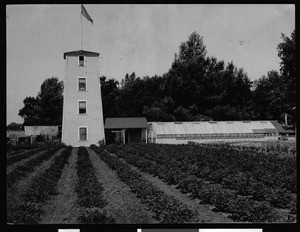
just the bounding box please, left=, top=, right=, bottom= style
left=6, top=4, right=295, bottom=124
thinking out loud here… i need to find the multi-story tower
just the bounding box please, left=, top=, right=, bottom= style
left=62, top=50, right=105, bottom=146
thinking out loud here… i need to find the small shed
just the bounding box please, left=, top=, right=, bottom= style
left=104, top=117, right=148, bottom=144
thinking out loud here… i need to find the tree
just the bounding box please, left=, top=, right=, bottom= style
left=277, top=30, right=296, bottom=124
left=143, top=106, right=173, bottom=122
left=116, top=72, right=165, bottom=118
left=100, top=76, right=120, bottom=119
left=37, top=77, right=64, bottom=125
left=19, top=77, right=63, bottom=126
left=252, top=30, right=296, bottom=125
left=143, top=96, right=176, bottom=121
left=164, top=31, right=252, bottom=120
left=174, top=106, right=192, bottom=121
left=18, top=96, right=40, bottom=126
left=163, top=32, right=209, bottom=110
left=7, top=122, right=23, bottom=130
left=175, top=31, right=207, bottom=62
left=252, top=70, right=287, bottom=121
left=278, top=30, right=295, bottom=80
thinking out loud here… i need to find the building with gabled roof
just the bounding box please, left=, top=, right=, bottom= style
left=104, top=117, right=148, bottom=144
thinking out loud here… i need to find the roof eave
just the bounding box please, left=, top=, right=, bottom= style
left=63, top=50, right=100, bottom=59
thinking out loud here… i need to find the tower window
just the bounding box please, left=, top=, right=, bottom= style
left=79, top=55, right=85, bottom=66
left=78, top=77, right=87, bottom=91
left=79, top=100, right=87, bottom=114
left=79, top=127, right=87, bottom=140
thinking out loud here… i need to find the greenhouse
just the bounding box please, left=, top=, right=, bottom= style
left=147, top=121, right=279, bottom=144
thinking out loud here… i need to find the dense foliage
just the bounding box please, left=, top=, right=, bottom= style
left=6, top=122, right=23, bottom=130
left=103, top=143, right=296, bottom=222
left=18, top=77, right=63, bottom=126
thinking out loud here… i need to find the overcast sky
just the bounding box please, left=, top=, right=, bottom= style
left=6, top=4, right=295, bottom=124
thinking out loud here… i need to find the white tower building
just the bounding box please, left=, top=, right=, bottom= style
left=62, top=50, right=105, bottom=146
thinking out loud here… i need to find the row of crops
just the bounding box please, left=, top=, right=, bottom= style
left=75, top=147, right=115, bottom=223
left=103, top=143, right=296, bottom=222
left=197, top=142, right=296, bottom=156
left=7, top=142, right=296, bottom=224
left=8, top=144, right=199, bottom=224
left=7, top=144, right=64, bottom=188
left=7, top=146, right=73, bottom=223
left=7, top=146, right=108, bottom=224
left=7, top=142, right=61, bottom=156
left=91, top=145, right=198, bottom=223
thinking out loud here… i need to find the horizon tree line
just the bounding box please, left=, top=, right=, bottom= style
left=12, top=30, right=295, bottom=129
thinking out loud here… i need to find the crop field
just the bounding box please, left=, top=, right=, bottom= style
left=7, top=142, right=296, bottom=224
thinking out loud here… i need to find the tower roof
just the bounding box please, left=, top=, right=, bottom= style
left=63, top=50, right=100, bottom=59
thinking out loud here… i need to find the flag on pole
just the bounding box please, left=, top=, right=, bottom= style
left=81, top=4, right=93, bottom=24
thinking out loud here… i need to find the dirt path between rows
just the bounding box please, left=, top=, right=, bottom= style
left=112, top=153, right=233, bottom=223
left=87, top=148, right=158, bottom=224
left=7, top=149, right=48, bottom=173
left=40, top=148, right=81, bottom=224
left=7, top=148, right=64, bottom=223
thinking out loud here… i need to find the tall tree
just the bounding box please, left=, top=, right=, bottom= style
left=143, top=96, right=176, bottom=121
left=278, top=30, right=295, bottom=80
left=19, top=77, right=63, bottom=125
left=164, top=32, right=208, bottom=110
left=277, top=30, right=296, bottom=124
left=164, top=31, right=252, bottom=120
left=18, top=96, right=40, bottom=126
left=100, top=76, right=120, bottom=119
left=252, top=30, right=296, bottom=125
left=252, top=71, right=283, bottom=119
left=37, top=77, right=63, bottom=125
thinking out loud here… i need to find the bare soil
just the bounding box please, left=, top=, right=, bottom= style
left=40, top=148, right=81, bottom=224
left=87, top=148, right=158, bottom=224
left=7, top=148, right=64, bottom=223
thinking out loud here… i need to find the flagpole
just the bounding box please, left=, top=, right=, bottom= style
left=80, top=5, right=82, bottom=50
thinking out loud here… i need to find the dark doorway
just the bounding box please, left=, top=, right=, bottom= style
left=127, top=129, right=142, bottom=143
